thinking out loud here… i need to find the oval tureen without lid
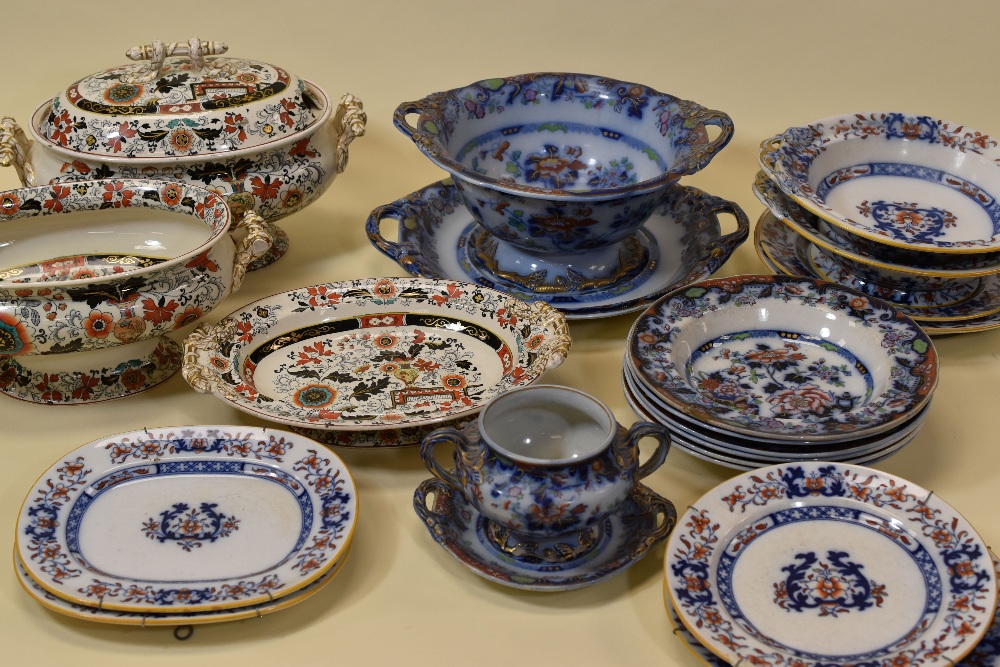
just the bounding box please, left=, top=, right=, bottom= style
left=31, top=38, right=324, bottom=160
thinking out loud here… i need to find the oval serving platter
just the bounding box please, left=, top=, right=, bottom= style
left=15, top=426, right=357, bottom=613
left=182, top=277, right=570, bottom=438
left=664, top=462, right=998, bottom=667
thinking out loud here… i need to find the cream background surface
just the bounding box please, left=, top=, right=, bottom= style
left=1, top=1, right=999, bottom=664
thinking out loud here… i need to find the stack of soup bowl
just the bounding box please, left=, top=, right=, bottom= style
left=380, top=72, right=743, bottom=318
left=754, top=112, right=1000, bottom=335
left=622, top=274, right=938, bottom=469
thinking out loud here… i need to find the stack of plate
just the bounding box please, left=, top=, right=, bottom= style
left=623, top=275, right=937, bottom=470
left=756, top=112, right=1000, bottom=335
left=663, top=462, right=1000, bottom=666
left=15, top=426, right=357, bottom=627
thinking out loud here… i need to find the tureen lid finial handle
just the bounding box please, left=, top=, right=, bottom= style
left=122, top=38, right=230, bottom=83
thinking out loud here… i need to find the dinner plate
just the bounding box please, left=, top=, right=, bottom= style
left=15, top=544, right=351, bottom=627
left=16, top=426, right=357, bottom=613
left=413, top=477, right=675, bottom=591
left=182, top=277, right=571, bottom=438
left=759, top=112, right=1000, bottom=253
left=753, top=171, right=1000, bottom=277
left=622, top=364, right=929, bottom=459
left=665, top=462, right=997, bottom=666
left=664, top=552, right=1000, bottom=667
left=626, top=274, right=937, bottom=442
left=754, top=232, right=1000, bottom=336
left=365, top=179, right=747, bottom=319
left=623, top=377, right=921, bottom=470
left=756, top=211, right=1000, bottom=320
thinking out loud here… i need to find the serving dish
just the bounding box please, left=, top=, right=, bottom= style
left=394, top=73, right=732, bottom=293
left=759, top=112, right=1000, bottom=253
left=0, top=178, right=271, bottom=403
left=183, top=277, right=571, bottom=442
left=665, top=462, right=997, bottom=666
left=16, top=426, right=357, bottom=613
left=367, top=179, right=747, bottom=318
left=755, top=211, right=1000, bottom=320
left=627, top=275, right=937, bottom=441
left=0, top=38, right=366, bottom=265
left=414, top=477, right=675, bottom=591
left=754, top=171, right=1000, bottom=277
left=16, top=544, right=351, bottom=627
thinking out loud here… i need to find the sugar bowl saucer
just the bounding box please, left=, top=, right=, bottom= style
left=413, top=478, right=675, bottom=591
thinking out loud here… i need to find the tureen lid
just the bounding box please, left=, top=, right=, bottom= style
left=32, top=38, right=323, bottom=159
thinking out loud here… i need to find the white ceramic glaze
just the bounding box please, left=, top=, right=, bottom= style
left=16, top=425, right=357, bottom=613
left=665, top=462, right=997, bottom=666
left=0, top=179, right=271, bottom=403
left=760, top=112, right=1000, bottom=253
left=626, top=275, right=938, bottom=441
left=183, top=277, right=571, bottom=441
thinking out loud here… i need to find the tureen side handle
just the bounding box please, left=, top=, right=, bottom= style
left=181, top=320, right=236, bottom=394
left=332, top=94, right=367, bottom=174
left=0, top=117, right=33, bottom=186
left=230, top=211, right=274, bottom=291
left=528, top=301, right=572, bottom=371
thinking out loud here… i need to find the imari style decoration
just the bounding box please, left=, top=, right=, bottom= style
left=16, top=426, right=357, bottom=613
left=760, top=113, right=1000, bottom=252
left=0, top=178, right=271, bottom=403
left=627, top=275, right=937, bottom=440
left=665, top=462, right=997, bottom=667
left=183, top=277, right=571, bottom=445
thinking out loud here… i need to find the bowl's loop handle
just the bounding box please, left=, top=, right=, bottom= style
left=0, top=117, right=33, bottom=186
left=617, top=422, right=671, bottom=480
left=698, top=196, right=751, bottom=269
left=229, top=211, right=274, bottom=291
left=333, top=94, right=367, bottom=174
left=413, top=477, right=456, bottom=528
left=392, top=101, right=425, bottom=142
left=419, top=427, right=475, bottom=489
left=676, top=101, right=735, bottom=174
left=181, top=320, right=236, bottom=394
left=640, top=490, right=677, bottom=545
left=365, top=201, right=418, bottom=264
left=123, top=38, right=231, bottom=83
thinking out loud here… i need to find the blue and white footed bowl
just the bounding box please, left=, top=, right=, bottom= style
left=394, top=73, right=733, bottom=265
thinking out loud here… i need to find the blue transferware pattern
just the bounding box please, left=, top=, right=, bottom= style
left=16, top=426, right=357, bottom=613
left=628, top=275, right=937, bottom=440
left=755, top=211, right=1000, bottom=320
left=414, top=477, right=675, bottom=591
left=759, top=112, right=1000, bottom=252
left=394, top=73, right=733, bottom=262
left=15, top=548, right=351, bottom=627
left=366, top=179, right=748, bottom=317
left=420, top=413, right=670, bottom=538
left=773, top=550, right=887, bottom=616
left=143, top=502, right=240, bottom=552
left=753, top=171, right=1000, bottom=276
left=665, top=463, right=997, bottom=667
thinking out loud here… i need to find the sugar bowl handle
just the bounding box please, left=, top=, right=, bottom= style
left=615, top=421, right=671, bottom=481
left=420, top=427, right=483, bottom=490
left=123, top=38, right=231, bottom=83
left=332, top=94, right=366, bottom=174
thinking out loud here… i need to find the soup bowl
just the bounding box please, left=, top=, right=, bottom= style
left=394, top=73, right=732, bottom=292
left=0, top=178, right=271, bottom=403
